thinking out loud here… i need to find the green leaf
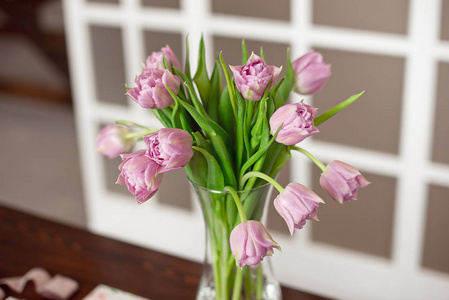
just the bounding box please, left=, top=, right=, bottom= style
left=192, top=146, right=225, bottom=190
left=235, top=86, right=246, bottom=172
left=193, top=35, right=211, bottom=105
left=262, top=77, right=273, bottom=99
left=171, top=99, right=183, bottom=129
left=259, top=46, right=265, bottom=61
left=260, top=142, right=283, bottom=176
left=172, top=101, right=195, bottom=133
left=270, top=78, right=285, bottom=98
left=266, top=95, right=276, bottom=118
left=269, top=145, right=291, bottom=178
left=314, top=91, right=365, bottom=126
left=179, top=110, right=194, bottom=132
left=166, top=85, right=237, bottom=187
left=193, top=131, right=214, bottom=154
left=239, top=125, right=281, bottom=180
left=270, top=78, right=286, bottom=110
left=278, top=48, right=294, bottom=102
left=207, top=61, right=222, bottom=123
left=218, top=86, right=234, bottom=137
left=173, top=67, right=194, bottom=106
left=187, top=152, right=207, bottom=187
left=250, top=97, right=268, bottom=150
left=243, top=98, right=252, bottom=163
left=185, top=35, right=191, bottom=79
left=260, top=107, right=270, bottom=146
left=242, top=114, right=275, bottom=192
left=241, top=40, right=248, bottom=64
left=162, top=55, right=170, bottom=71
left=184, top=82, right=231, bottom=147
left=219, top=51, right=238, bottom=119
left=166, top=85, right=211, bottom=133
left=151, top=109, right=172, bottom=128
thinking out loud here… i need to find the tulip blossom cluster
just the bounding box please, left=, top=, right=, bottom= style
left=116, top=150, right=162, bottom=204
left=274, top=183, right=323, bottom=235
left=96, top=124, right=136, bottom=159
left=145, top=45, right=180, bottom=70
left=230, top=53, right=281, bottom=101
left=96, top=38, right=368, bottom=297
left=126, top=67, right=180, bottom=109
left=230, top=221, right=281, bottom=268
left=292, top=51, right=331, bottom=95
left=269, top=102, right=319, bottom=145
left=96, top=124, right=193, bottom=204
left=127, top=46, right=181, bottom=109
left=320, top=160, right=370, bottom=204
left=143, top=128, right=194, bottom=173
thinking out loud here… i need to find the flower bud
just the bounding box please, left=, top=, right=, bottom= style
left=126, top=66, right=180, bottom=109
left=143, top=128, right=193, bottom=173
left=269, top=102, right=319, bottom=145
left=230, top=53, right=281, bottom=101
left=145, top=45, right=181, bottom=70
left=230, top=221, right=281, bottom=268
left=116, top=150, right=163, bottom=204
left=292, top=51, right=331, bottom=95
left=274, top=183, right=324, bottom=235
left=96, top=124, right=135, bottom=159
left=320, top=160, right=370, bottom=204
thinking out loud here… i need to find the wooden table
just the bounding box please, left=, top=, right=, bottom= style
left=0, top=205, right=329, bottom=300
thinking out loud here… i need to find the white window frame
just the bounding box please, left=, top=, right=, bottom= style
left=62, top=0, right=449, bottom=299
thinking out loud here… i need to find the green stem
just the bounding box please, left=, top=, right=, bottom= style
left=225, top=186, right=247, bottom=223
left=244, top=267, right=253, bottom=299
left=116, top=120, right=149, bottom=129
left=232, top=268, right=243, bottom=300
left=256, top=265, right=263, bottom=299
left=220, top=218, right=231, bottom=299
left=291, top=146, right=327, bottom=172
left=240, top=171, right=284, bottom=193
left=161, top=107, right=173, bottom=124
left=210, top=238, right=221, bottom=298
left=125, top=129, right=158, bottom=139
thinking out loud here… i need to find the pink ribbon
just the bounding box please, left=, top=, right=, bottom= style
left=0, top=268, right=79, bottom=300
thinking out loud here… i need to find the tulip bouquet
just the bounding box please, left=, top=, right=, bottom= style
left=97, top=36, right=369, bottom=299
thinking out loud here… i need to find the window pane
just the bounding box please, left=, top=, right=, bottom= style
left=313, top=48, right=405, bottom=154
left=313, top=0, right=409, bottom=35
left=422, top=184, right=449, bottom=275
left=90, top=26, right=128, bottom=106
left=431, top=62, right=449, bottom=165
left=212, top=0, right=290, bottom=21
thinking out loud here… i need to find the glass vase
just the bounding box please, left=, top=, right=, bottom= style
left=190, top=181, right=283, bottom=300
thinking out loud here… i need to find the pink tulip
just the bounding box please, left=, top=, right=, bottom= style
left=116, top=150, right=163, bottom=204
left=230, top=53, right=281, bottom=101
left=274, top=183, right=324, bottom=235
left=292, top=51, right=331, bottom=95
left=230, top=221, right=281, bottom=268
left=269, top=102, right=319, bottom=145
left=126, top=66, right=180, bottom=109
left=96, top=124, right=135, bottom=159
left=143, top=128, right=193, bottom=173
left=320, top=160, right=370, bottom=204
left=145, top=45, right=181, bottom=70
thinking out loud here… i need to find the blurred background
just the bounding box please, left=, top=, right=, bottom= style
left=0, top=0, right=448, bottom=299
